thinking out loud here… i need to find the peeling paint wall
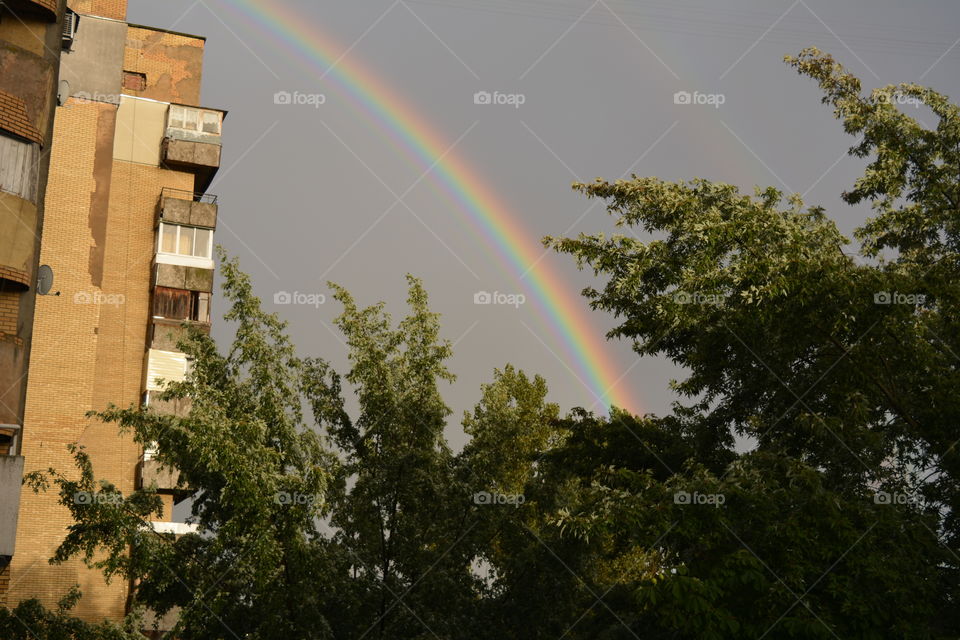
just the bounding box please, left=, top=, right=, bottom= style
left=124, top=27, right=205, bottom=107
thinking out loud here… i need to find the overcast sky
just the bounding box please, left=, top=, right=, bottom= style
left=129, top=0, right=960, bottom=439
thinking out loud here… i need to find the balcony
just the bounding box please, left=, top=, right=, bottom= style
left=153, top=262, right=214, bottom=293
left=161, top=105, right=225, bottom=192
left=158, top=188, right=218, bottom=229
left=137, top=445, right=190, bottom=500
left=137, top=454, right=187, bottom=495
left=0, top=425, right=24, bottom=567
left=149, top=317, right=210, bottom=352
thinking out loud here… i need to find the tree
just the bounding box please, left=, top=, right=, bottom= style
left=0, top=586, right=142, bottom=640
left=25, top=251, right=337, bottom=640
left=543, top=48, right=959, bottom=637
left=19, top=253, right=563, bottom=640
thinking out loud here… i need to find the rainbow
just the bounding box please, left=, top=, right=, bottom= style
left=210, top=0, right=639, bottom=414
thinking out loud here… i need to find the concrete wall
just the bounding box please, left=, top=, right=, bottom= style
left=60, top=14, right=126, bottom=105
left=0, top=456, right=25, bottom=558
left=154, top=262, right=214, bottom=292
left=159, top=196, right=217, bottom=228
left=162, top=137, right=221, bottom=170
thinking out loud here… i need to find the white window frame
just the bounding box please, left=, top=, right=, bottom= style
left=156, top=222, right=214, bottom=269
left=158, top=222, right=213, bottom=258
left=168, top=105, right=222, bottom=136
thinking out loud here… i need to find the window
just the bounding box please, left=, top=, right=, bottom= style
left=158, top=223, right=212, bottom=259
left=122, top=71, right=147, bottom=91
left=153, top=286, right=211, bottom=323
left=168, top=105, right=222, bottom=136
left=0, top=134, right=39, bottom=201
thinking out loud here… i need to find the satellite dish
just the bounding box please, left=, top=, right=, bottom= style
left=37, top=265, right=55, bottom=296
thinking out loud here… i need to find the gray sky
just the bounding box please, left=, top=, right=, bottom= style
left=129, top=0, right=960, bottom=434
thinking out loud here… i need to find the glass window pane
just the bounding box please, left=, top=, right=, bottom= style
left=193, top=228, right=212, bottom=258
left=196, top=292, right=210, bottom=323
left=182, top=108, right=199, bottom=131
left=168, top=106, right=184, bottom=129
left=178, top=226, right=194, bottom=256
left=160, top=224, right=177, bottom=253
left=202, top=112, right=220, bottom=134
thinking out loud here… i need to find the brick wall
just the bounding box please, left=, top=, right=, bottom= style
left=0, top=565, right=9, bottom=606
left=67, top=0, right=127, bottom=21
left=0, top=291, right=18, bottom=336
left=124, top=27, right=205, bottom=106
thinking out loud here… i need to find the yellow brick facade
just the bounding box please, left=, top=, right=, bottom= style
left=67, top=0, right=126, bottom=21
left=6, top=7, right=215, bottom=622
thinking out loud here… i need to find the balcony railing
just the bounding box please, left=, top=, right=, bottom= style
left=160, top=187, right=217, bottom=205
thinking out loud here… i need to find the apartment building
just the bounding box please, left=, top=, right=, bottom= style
left=1, top=0, right=223, bottom=625
left=0, top=0, right=66, bottom=603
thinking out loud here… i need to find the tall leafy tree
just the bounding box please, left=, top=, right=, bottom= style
left=543, top=48, right=959, bottom=637
left=25, top=251, right=337, bottom=640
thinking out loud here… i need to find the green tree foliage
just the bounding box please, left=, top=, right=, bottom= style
left=543, top=48, right=959, bottom=637
left=0, top=587, right=142, bottom=640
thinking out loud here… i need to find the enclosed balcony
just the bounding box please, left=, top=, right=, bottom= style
left=161, top=105, right=225, bottom=192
